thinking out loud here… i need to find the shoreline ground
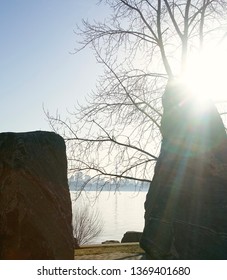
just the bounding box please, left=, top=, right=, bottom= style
left=74, top=242, right=145, bottom=260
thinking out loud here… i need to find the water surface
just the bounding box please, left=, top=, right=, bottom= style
left=71, top=190, right=147, bottom=244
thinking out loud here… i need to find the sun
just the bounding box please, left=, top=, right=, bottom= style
left=180, top=44, right=227, bottom=104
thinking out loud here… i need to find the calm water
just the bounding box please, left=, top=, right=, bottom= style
left=71, top=190, right=148, bottom=244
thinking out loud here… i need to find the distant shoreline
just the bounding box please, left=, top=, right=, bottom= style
left=69, top=186, right=149, bottom=192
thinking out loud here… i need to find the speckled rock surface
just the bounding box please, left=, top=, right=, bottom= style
left=140, top=82, right=227, bottom=259
left=0, top=131, right=74, bottom=259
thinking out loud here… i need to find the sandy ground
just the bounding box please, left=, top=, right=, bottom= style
left=74, top=243, right=145, bottom=260
left=74, top=252, right=144, bottom=260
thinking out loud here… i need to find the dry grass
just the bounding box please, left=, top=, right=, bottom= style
left=74, top=242, right=145, bottom=260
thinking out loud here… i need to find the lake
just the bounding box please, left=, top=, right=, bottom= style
left=70, top=189, right=148, bottom=244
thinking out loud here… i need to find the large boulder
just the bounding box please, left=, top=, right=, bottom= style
left=102, top=240, right=120, bottom=244
left=140, top=81, right=227, bottom=259
left=121, top=231, right=142, bottom=243
left=0, top=131, right=74, bottom=259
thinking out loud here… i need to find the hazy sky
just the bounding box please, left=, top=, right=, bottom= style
left=0, top=1, right=105, bottom=132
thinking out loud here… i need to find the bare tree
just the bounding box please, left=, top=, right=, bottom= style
left=72, top=204, right=103, bottom=245
left=47, top=0, right=227, bottom=189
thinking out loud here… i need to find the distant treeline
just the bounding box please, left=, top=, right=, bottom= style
left=68, top=172, right=149, bottom=192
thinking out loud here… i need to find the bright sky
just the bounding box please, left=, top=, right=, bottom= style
left=0, top=0, right=104, bottom=132
left=2, top=1, right=227, bottom=134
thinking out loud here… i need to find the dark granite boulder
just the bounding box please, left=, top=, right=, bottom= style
left=0, top=131, right=74, bottom=259
left=140, top=81, right=227, bottom=259
left=102, top=240, right=120, bottom=244
left=121, top=231, right=142, bottom=243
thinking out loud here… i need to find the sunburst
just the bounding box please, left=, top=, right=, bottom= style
left=180, top=44, right=227, bottom=105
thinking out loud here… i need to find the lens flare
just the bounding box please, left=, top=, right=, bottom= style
left=180, top=46, right=227, bottom=104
